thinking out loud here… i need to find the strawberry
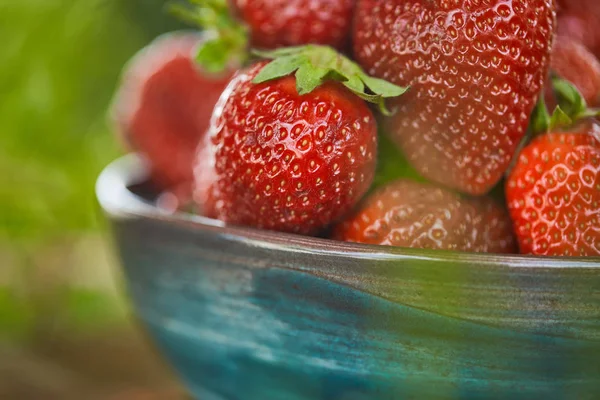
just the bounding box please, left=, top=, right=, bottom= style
left=557, top=0, right=600, bottom=58
left=111, top=32, right=235, bottom=192
left=193, top=45, right=406, bottom=234
left=506, top=78, right=600, bottom=256
left=229, top=0, right=355, bottom=49
left=332, top=179, right=516, bottom=253
left=506, top=122, right=600, bottom=256
left=547, top=36, right=600, bottom=108
left=353, top=0, right=556, bottom=195
left=172, top=0, right=355, bottom=70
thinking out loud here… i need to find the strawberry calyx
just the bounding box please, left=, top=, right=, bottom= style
left=530, top=94, right=572, bottom=134
left=252, top=45, right=409, bottom=115
left=506, top=77, right=600, bottom=177
left=552, top=76, right=600, bottom=121
left=169, top=0, right=249, bottom=73
left=531, top=77, right=600, bottom=134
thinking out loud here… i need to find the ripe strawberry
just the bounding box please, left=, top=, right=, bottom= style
left=547, top=36, right=600, bottom=108
left=506, top=122, right=600, bottom=256
left=557, top=0, right=600, bottom=58
left=229, top=0, right=355, bottom=49
left=193, top=46, right=405, bottom=234
left=353, top=0, right=556, bottom=195
left=111, top=32, right=235, bottom=192
left=332, top=179, right=516, bottom=253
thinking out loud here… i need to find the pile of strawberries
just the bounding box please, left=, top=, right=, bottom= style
left=111, top=0, right=600, bottom=256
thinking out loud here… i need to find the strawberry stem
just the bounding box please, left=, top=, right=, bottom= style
left=169, top=0, right=249, bottom=73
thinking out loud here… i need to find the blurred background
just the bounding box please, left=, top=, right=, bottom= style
left=0, top=0, right=191, bottom=398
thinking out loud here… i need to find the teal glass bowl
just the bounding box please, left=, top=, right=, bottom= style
left=97, top=155, right=600, bottom=400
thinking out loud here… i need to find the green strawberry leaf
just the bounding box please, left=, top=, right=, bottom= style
left=552, top=77, right=587, bottom=118
left=195, top=35, right=234, bottom=74
left=169, top=0, right=231, bottom=29
left=295, top=63, right=329, bottom=95
left=531, top=79, right=590, bottom=135
left=170, top=0, right=249, bottom=73
left=519, top=77, right=598, bottom=177
left=548, top=106, right=573, bottom=131
left=341, top=74, right=365, bottom=93
left=361, top=75, right=408, bottom=98
left=252, top=45, right=408, bottom=115
left=253, top=54, right=305, bottom=83
left=530, top=95, right=551, bottom=134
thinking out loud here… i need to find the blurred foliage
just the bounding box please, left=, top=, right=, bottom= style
left=0, top=0, right=184, bottom=240
left=0, top=0, right=186, bottom=339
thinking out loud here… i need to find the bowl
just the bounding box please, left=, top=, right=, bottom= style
left=97, top=155, right=600, bottom=400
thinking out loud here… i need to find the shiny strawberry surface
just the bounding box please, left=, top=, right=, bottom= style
left=354, top=0, right=556, bottom=195
left=334, top=179, right=516, bottom=253
left=194, top=62, right=377, bottom=235
left=506, top=124, right=600, bottom=255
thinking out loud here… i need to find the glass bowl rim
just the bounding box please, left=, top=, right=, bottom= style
left=96, top=154, right=600, bottom=269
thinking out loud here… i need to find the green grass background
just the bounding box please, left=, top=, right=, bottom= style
left=0, top=0, right=185, bottom=341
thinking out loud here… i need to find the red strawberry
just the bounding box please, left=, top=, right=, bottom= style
left=353, top=0, right=556, bottom=195
left=557, top=0, right=600, bottom=58
left=506, top=121, right=600, bottom=256
left=111, top=32, right=235, bottom=192
left=332, top=179, right=516, bottom=253
left=230, top=0, right=355, bottom=49
left=194, top=46, right=405, bottom=234
left=547, top=36, right=600, bottom=108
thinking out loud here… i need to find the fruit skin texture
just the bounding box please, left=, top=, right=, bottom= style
left=506, top=123, right=600, bottom=256
left=353, top=0, right=556, bottom=195
left=547, top=35, right=600, bottom=108
left=230, top=0, right=355, bottom=49
left=111, top=32, right=234, bottom=191
left=332, top=179, right=516, bottom=253
left=194, top=62, right=378, bottom=235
